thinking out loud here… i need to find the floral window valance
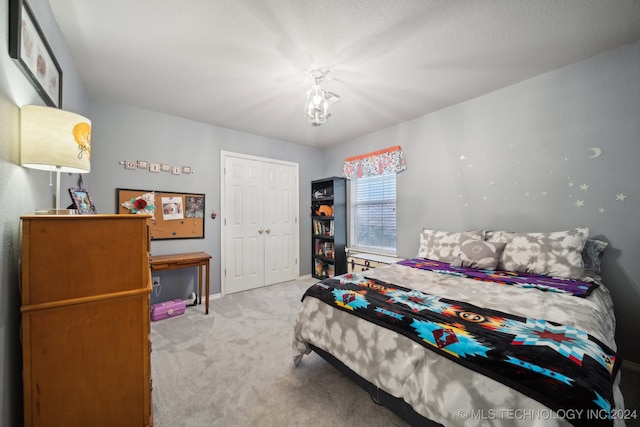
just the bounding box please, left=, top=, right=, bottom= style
left=343, top=145, right=407, bottom=179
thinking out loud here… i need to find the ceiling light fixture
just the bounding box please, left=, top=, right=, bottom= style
left=305, top=69, right=331, bottom=126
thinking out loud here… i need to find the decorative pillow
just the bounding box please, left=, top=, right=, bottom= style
left=451, top=236, right=506, bottom=270
left=486, top=227, right=588, bottom=279
left=418, top=229, right=484, bottom=263
left=582, top=239, right=608, bottom=273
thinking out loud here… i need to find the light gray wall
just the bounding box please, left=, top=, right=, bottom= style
left=86, top=98, right=324, bottom=302
left=325, top=42, right=640, bottom=364
left=1, top=2, right=638, bottom=425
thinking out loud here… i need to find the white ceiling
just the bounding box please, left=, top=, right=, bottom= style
left=48, top=0, right=640, bottom=148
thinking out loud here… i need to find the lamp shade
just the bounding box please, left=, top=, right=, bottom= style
left=20, top=105, right=91, bottom=173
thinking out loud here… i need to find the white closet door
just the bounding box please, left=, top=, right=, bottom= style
left=222, top=152, right=298, bottom=294
left=224, top=156, right=265, bottom=293
left=263, top=162, right=297, bottom=286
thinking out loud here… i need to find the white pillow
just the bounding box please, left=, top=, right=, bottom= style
left=418, top=229, right=484, bottom=263
left=486, top=227, right=588, bottom=279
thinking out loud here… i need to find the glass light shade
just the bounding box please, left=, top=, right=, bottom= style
left=305, top=85, right=329, bottom=126
left=20, top=105, right=91, bottom=173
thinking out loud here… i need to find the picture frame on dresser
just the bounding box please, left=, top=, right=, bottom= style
left=68, top=187, right=96, bottom=214
left=8, top=0, right=63, bottom=107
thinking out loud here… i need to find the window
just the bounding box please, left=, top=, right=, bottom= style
left=350, top=173, right=397, bottom=254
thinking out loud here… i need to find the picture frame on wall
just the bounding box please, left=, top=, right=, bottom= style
left=68, top=188, right=97, bottom=214
left=8, top=0, right=63, bottom=107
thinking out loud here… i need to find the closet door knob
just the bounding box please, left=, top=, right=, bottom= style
left=258, top=228, right=264, bottom=234
left=266, top=228, right=271, bottom=234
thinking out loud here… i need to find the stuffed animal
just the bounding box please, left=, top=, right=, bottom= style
left=315, top=205, right=333, bottom=216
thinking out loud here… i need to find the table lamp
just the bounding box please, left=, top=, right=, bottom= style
left=20, top=105, right=91, bottom=213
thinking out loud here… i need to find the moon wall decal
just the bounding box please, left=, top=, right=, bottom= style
left=587, top=147, right=602, bottom=158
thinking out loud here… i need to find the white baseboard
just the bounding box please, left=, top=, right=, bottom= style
left=622, top=360, right=640, bottom=372
left=298, top=274, right=312, bottom=280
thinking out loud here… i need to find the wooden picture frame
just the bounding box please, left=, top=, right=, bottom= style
left=68, top=187, right=97, bottom=214
left=117, top=188, right=205, bottom=240
left=8, top=0, right=63, bottom=107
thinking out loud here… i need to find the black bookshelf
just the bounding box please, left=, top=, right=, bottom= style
left=311, top=177, right=347, bottom=279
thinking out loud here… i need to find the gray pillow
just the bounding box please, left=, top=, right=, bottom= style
left=486, top=227, right=588, bottom=279
left=451, top=236, right=506, bottom=270
left=582, top=239, right=608, bottom=273
left=418, top=229, right=484, bottom=263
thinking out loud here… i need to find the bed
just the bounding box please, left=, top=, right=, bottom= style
left=293, top=227, right=626, bottom=426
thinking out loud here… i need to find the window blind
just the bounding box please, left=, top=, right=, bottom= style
left=350, top=173, right=396, bottom=254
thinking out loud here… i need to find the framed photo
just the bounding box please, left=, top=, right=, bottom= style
left=8, top=0, right=63, bottom=107
left=68, top=188, right=97, bottom=215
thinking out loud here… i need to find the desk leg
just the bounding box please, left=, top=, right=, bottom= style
left=198, top=265, right=203, bottom=306
left=205, top=260, right=210, bottom=314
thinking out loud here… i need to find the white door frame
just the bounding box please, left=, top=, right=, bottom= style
left=220, top=151, right=299, bottom=295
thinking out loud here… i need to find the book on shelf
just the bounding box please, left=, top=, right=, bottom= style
left=314, top=260, right=335, bottom=278
left=323, top=242, right=334, bottom=258
left=314, top=240, right=335, bottom=258
left=326, top=263, right=335, bottom=277
left=313, top=219, right=334, bottom=236
left=314, top=258, right=325, bottom=277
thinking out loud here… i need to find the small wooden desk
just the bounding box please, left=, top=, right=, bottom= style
left=149, top=252, right=212, bottom=314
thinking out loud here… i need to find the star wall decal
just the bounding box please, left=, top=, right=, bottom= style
left=575, top=200, right=585, bottom=207
left=616, top=193, right=627, bottom=201
left=580, top=184, right=589, bottom=191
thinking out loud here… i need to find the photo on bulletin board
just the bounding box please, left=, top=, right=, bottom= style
left=116, top=188, right=205, bottom=240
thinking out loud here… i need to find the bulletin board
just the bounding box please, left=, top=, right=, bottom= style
left=116, top=188, right=205, bottom=240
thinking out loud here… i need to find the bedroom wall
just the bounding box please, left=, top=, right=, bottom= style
left=324, top=41, right=640, bottom=364
left=1, top=5, right=637, bottom=427
left=86, top=98, right=325, bottom=301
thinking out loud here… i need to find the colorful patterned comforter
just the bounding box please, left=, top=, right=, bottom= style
left=293, top=261, right=625, bottom=427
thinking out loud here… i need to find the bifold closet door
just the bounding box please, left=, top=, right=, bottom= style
left=223, top=154, right=298, bottom=294
left=263, top=162, right=297, bottom=286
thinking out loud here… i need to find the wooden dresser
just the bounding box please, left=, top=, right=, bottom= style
left=20, top=214, right=153, bottom=427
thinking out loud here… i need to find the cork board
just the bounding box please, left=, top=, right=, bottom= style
left=117, top=188, right=205, bottom=240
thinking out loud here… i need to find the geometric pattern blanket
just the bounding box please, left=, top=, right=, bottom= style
left=399, top=258, right=599, bottom=297
left=302, top=273, right=621, bottom=426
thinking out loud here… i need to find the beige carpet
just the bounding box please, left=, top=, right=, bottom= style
left=151, top=277, right=640, bottom=427
left=150, top=277, right=406, bottom=427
